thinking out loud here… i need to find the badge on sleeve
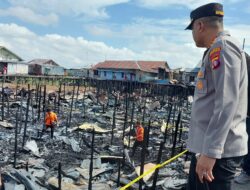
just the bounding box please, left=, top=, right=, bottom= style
left=196, top=80, right=203, bottom=90
left=209, top=47, right=221, bottom=70
left=197, top=70, right=204, bottom=78
left=197, top=67, right=205, bottom=78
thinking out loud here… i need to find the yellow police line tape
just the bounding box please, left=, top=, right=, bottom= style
left=120, top=149, right=188, bottom=190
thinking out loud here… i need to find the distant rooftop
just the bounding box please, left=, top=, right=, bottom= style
left=92, top=60, right=170, bottom=73
left=184, top=60, right=202, bottom=73
left=0, top=46, right=23, bottom=62
left=185, top=67, right=200, bottom=73
left=28, top=59, right=59, bottom=66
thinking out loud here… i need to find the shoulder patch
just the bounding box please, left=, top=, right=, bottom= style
left=209, top=47, right=221, bottom=70
left=196, top=80, right=203, bottom=90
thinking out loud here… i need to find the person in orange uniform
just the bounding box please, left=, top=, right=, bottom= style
left=44, top=107, right=58, bottom=139
left=131, top=121, right=145, bottom=156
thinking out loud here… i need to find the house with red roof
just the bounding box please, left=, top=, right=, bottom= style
left=92, top=60, right=171, bottom=82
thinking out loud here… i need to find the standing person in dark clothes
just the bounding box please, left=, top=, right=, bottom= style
left=235, top=52, right=250, bottom=184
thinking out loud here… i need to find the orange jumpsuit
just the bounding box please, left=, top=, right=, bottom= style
left=45, top=111, right=58, bottom=128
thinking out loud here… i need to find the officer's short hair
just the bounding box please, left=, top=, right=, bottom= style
left=199, top=16, right=223, bottom=29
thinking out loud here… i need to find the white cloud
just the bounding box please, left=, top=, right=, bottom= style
left=128, top=35, right=204, bottom=69
left=136, top=0, right=222, bottom=9
left=7, top=0, right=130, bottom=19
left=84, top=17, right=203, bottom=68
left=85, top=17, right=189, bottom=41
left=136, top=0, right=246, bottom=9
left=84, top=16, right=250, bottom=69
left=84, top=25, right=115, bottom=37
left=1, top=21, right=248, bottom=71
left=0, top=22, right=201, bottom=70
left=0, top=23, right=137, bottom=68
left=0, top=6, right=58, bottom=26
left=228, top=25, right=250, bottom=53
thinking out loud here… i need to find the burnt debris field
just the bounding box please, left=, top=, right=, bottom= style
left=0, top=77, right=195, bottom=190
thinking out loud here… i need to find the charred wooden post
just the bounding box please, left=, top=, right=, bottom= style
left=58, top=162, right=62, bottom=190
left=102, top=103, right=105, bottom=113
left=122, top=92, right=129, bottom=140
left=180, top=86, right=186, bottom=108
left=22, top=84, right=31, bottom=148
left=142, top=96, right=147, bottom=125
left=178, top=120, right=183, bottom=143
left=14, top=109, right=19, bottom=168
left=151, top=142, right=164, bottom=190
left=139, top=139, right=146, bottom=190
left=58, top=82, right=61, bottom=114
left=117, top=159, right=121, bottom=188
left=35, top=84, right=39, bottom=103
left=111, top=96, right=117, bottom=145
left=68, top=83, right=75, bottom=132
left=64, top=117, right=69, bottom=136
left=171, top=86, right=178, bottom=122
left=43, top=85, right=47, bottom=112
left=75, top=81, right=80, bottom=109
left=25, top=161, right=29, bottom=171
left=38, top=85, right=42, bottom=120
left=106, top=88, right=110, bottom=107
left=122, top=145, right=126, bottom=167
left=88, top=79, right=91, bottom=91
left=43, top=89, right=49, bottom=133
left=30, top=93, right=34, bottom=123
left=6, top=93, right=10, bottom=118
left=88, top=129, right=95, bottom=190
left=165, top=86, right=169, bottom=105
left=128, top=100, right=135, bottom=147
left=18, top=89, right=24, bottom=134
left=162, top=87, right=165, bottom=102
left=15, top=81, right=18, bottom=101
left=163, top=103, right=173, bottom=143
left=171, top=111, right=181, bottom=157
left=82, top=81, right=87, bottom=117
left=1, top=85, right=4, bottom=121
left=146, top=119, right=151, bottom=148
left=63, top=82, right=66, bottom=99
left=96, top=81, right=100, bottom=104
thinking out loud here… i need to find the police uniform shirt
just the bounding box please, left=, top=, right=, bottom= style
left=188, top=31, right=248, bottom=159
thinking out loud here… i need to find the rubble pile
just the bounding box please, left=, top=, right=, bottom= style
left=0, top=81, right=194, bottom=190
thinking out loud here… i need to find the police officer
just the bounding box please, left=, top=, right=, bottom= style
left=185, top=3, right=248, bottom=190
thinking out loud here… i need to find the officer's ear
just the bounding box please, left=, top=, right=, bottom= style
left=196, top=20, right=205, bottom=33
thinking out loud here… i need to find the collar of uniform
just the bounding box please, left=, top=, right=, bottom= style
left=210, top=30, right=230, bottom=47
left=217, top=30, right=230, bottom=37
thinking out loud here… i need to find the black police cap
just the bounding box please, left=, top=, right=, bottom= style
left=185, top=3, right=224, bottom=30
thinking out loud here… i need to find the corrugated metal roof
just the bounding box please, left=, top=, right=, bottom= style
left=92, top=60, right=170, bottom=73
left=28, top=59, right=59, bottom=66
left=185, top=68, right=200, bottom=72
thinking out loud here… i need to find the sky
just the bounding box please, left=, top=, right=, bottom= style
left=0, top=0, right=249, bottom=69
